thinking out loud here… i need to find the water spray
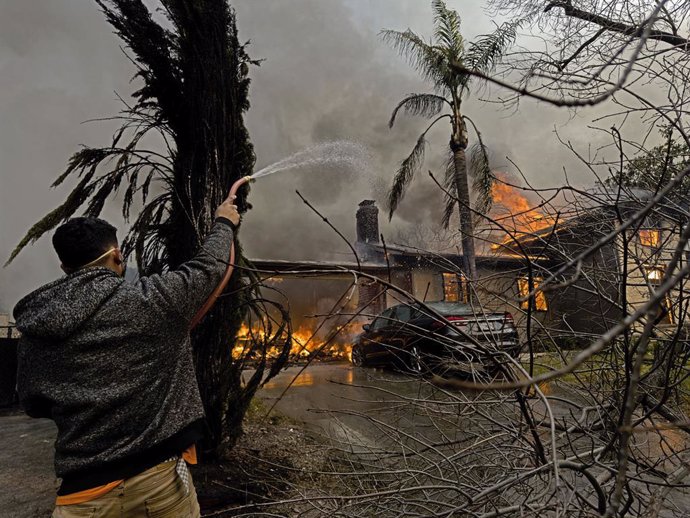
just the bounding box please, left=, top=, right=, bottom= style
left=189, top=140, right=370, bottom=328
left=190, top=174, right=254, bottom=329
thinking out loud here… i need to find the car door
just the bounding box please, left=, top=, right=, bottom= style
left=361, top=306, right=398, bottom=362
left=381, top=304, right=413, bottom=363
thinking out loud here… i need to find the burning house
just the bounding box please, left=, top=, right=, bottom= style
left=250, top=186, right=689, bottom=356
left=251, top=199, right=552, bottom=356
left=351, top=200, right=549, bottom=320
left=508, top=189, right=690, bottom=340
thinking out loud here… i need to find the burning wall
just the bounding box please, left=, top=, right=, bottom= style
left=490, top=173, right=555, bottom=248
left=232, top=276, right=360, bottom=362
left=232, top=321, right=356, bottom=361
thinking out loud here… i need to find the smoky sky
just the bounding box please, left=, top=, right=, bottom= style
left=0, top=0, right=620, bottom=313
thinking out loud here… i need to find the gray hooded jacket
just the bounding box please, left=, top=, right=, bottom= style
left=13, top=221, right=234, bottom=489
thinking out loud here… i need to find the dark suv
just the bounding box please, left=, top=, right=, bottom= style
left=351, top=302, right=519, bottom=375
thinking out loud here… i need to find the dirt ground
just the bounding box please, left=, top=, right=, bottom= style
left=0, top=402, right=330, bottom=518
left=191, top=400, right=332, bottom=516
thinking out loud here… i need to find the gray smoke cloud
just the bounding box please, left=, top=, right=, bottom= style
left=0, top=0, right=616, bottom=313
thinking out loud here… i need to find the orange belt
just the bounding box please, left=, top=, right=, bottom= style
left=56, top=445, right=197, bottom=506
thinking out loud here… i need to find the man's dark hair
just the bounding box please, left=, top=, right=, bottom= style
left=53, top=217, right=118, bottom=269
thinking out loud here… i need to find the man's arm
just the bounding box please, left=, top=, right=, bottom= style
left=139, top=198, right=241, bottom=325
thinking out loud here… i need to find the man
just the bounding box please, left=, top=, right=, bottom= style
left=13, top=196, right=240, bottom=517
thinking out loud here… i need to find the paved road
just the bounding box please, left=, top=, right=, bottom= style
left=258, top=363, right=690, bottom=517
left=0, top=413, right=56, bottom=517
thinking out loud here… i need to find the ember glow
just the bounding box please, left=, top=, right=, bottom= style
left=232, top=322, right=353, bottom=361
left=490, top=173, right=555, bottom=248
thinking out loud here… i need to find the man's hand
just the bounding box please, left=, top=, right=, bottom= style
left=215, top=195, right=240, bottom=226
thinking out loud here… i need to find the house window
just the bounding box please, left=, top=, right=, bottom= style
left=645, top=266, right=664, bottom=283
left=518, top=276, right=548, bottom=311
left=644, top=266, right=674, bottom=324
left=443, top=272, right=466, bottom=303
left=639, top=229, right=661, bottom=247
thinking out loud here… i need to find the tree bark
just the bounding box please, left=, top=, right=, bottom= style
left=452, top=146, right=478, bottom=284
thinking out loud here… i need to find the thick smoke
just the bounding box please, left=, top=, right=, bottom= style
left=1, top=0, right=615, bottom=313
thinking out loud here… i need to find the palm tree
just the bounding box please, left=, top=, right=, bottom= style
left=383, top=0, right=519, bottom=283
left=6, top=0, right=288, bottom=458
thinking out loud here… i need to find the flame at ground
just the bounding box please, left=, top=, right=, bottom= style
left=232, top=322, right=353, bottom=361
left=491, top=174, right=555, bottom=249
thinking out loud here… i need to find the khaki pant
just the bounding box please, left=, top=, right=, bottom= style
left=52, top=460, right=201, bottom=518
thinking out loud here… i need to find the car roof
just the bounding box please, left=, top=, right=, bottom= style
left=422, top=302, right=475, bottom=315
left=388, top=301, right=475, bottom=316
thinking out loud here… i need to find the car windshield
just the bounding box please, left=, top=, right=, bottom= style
left=370, top=307, right=395, bottom=330
left=396, top=305, right=412, bottom=322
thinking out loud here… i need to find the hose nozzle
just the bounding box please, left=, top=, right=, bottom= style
left=227, top=175, right=254, bottom=199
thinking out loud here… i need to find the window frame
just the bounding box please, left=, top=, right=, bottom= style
left=638, top=228, right=661, bottom=248
left=517, top=276, right=548, bottom=312
left=643, top=265, right=674, bottom=324
left=442, top=272, right=467, bottom=303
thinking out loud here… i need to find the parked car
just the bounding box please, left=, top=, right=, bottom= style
left=350, top=302, right=519, bottom=376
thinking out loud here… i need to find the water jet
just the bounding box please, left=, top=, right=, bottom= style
left=191, top=140, right=370, bottom=327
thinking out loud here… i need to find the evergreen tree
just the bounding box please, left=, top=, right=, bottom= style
left=7, top=0, right=285, bottom=457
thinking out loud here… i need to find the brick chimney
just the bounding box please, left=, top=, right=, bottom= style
left=356, top=200, right=380, bottom=245
left=355, top=201, right=385, bottom=312
left=356, top=200, right=381, bottom=263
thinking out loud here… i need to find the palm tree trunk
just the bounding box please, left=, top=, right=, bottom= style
left=452, top=146, right=478, bottom=284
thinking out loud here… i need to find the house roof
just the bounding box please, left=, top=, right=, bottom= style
left=506, top=186, right=689, bottom=249
left=250, top=247, right=549, bottom=277
left=249, top=258, right=394, bottom=276
left=367, top=243, right=550, bottom=266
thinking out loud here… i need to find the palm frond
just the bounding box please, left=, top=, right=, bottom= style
left=84, top=169, right=128, bottom=217
left=6, top=133, right=171, bottom=265
left=469, top=140, right=494, bottom=216
left=380, top=29, right=449, bottom=91
left=432, top=0, right=464, bottom=59
left=5, top=169, right=97, bottom=266
left=121, top=192, right=170, bottom=275
left=388, top=134, right=427, bottom=219
left=462, top=19, right=521, bottom=88
left=52, top=148, right=112, bottom=187
left=389, top=93, right=449, bottom=128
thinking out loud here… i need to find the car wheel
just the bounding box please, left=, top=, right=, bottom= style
left=351, top=345, right=366, bottom=367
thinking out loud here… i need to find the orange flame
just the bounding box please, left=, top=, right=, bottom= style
left=491, top=173, right=554, bottom=248
left=232, top=322, right=353, bottom=361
